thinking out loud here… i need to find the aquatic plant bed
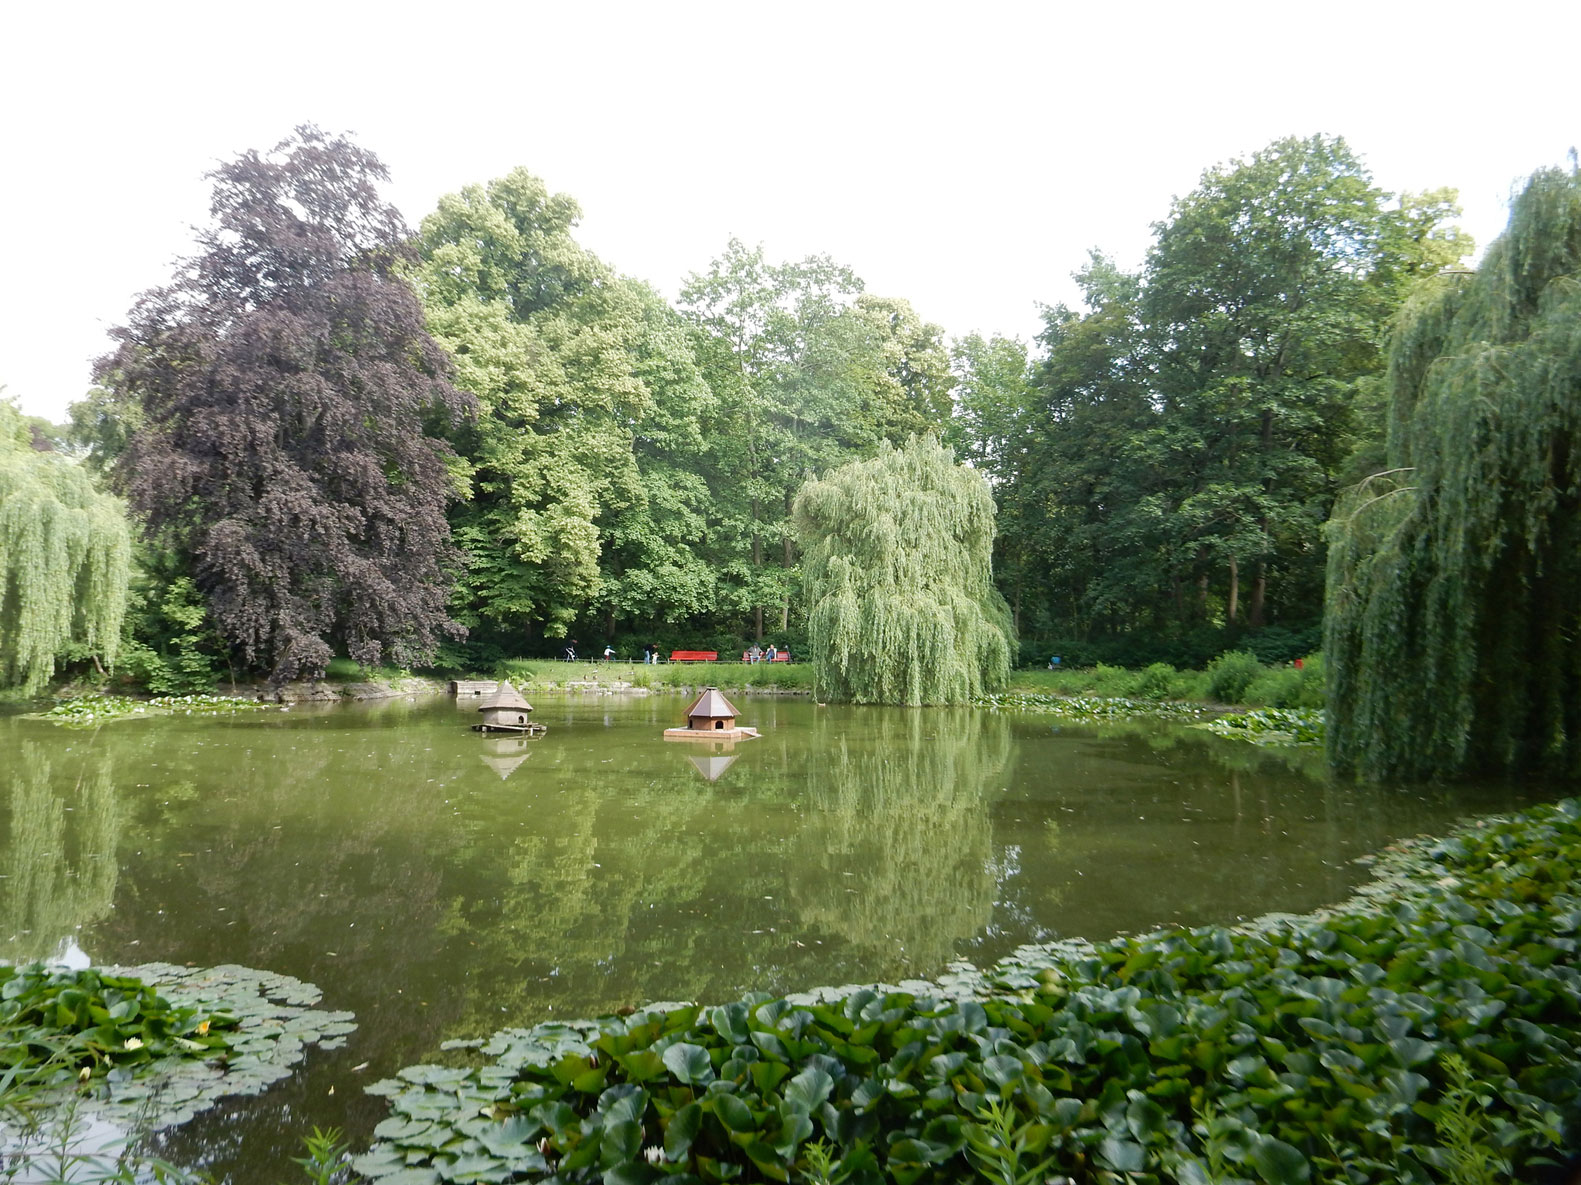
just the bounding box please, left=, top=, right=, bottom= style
left=358, top=798, right=1581, bottom=1184
left=1195, top=708, right=1325, bottom=748
left=976, top=691, right=1215, bottom=724
left=1, top=962, right=354, bottom=1143
left=41, top=694, right=281, bottom=726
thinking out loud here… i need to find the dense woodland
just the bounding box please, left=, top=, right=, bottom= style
left=0, top=126, right=1516, bottom=703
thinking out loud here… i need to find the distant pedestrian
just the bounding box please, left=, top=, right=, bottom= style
left=562, top=642, right=576, bottom=662
left=643, top=643, right=658, bottom=664
left=603, top=644, right=615, bottom=662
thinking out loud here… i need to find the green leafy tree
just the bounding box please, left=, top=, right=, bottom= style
left=682, top=242, right=948, bottom=640
left=0, top=397, right=131, bottom=692
left=793, top=435, right=1013, bottom=704
left=97, top=127, right=472, bottom=685
left=1000, top=138, right=1470, bottom=644
left=416, top=169, right=717, bottom=646
left=1326, top=166, right=1581, bottom=780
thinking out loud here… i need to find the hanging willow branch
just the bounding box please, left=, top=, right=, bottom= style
left=792, top=436, right=1014, bottom=705
left=0, top=429, right=131, bottom=693
left=1325, top=166, right=1581, bottom=780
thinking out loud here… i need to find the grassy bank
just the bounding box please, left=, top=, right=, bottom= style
left=489, top=659, right=816, bottom=695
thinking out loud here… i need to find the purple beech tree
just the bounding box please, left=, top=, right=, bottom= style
left=97, top=127, right=474, bottom=685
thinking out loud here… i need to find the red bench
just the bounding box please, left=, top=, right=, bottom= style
left=669, top=650, right=718, bottom=663
left=741, top=651, right=792, bottom=663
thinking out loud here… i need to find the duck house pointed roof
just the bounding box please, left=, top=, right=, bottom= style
left=683, top=686, right=738, bottom=719
left=478, top=681, right=532, bottom=713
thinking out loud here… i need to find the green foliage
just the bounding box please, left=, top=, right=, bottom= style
left=794, top=437, right=1013, bottom=705
left=983, top=139, right=1469, bottom=644
left=41, top=694, right=275, bottom=726
left=1240, top=661, right=1325, bottom=710
left=360, top=799, right=1581, bottom=1185
left=1326, top=166, right=1581, bottom=780
left=0, top=397, right=131, bottom=693
left=0, top=965, right=236, bottom=1090
left=291, top=1127, right=353, bottom=1185
left=2, top=962, right=356, bottom=1179
left=1197, top=707, right=1325, bottom=747
left=980, top=691, right=1214, bottom=725
left=1205, top=649, right=1263, bottom=703
left=417, top=169, right=720, bottom=640
left=1129, top=661, right=1177, bottom=700
left=116, top=568, right=227, bottom=694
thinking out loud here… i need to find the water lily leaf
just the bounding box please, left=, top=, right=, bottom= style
left=664, top=1101, right=703, bottom=1160
left=981, top=1054, right=1024, bottom=1090
left=750, top=1061, right=791, bottom=1096
left=663, top=1043, right=715, bottom=1085
left=1097, top=1136, right=1146, bottom=1173
left=708, top=1003, right=751, bottom=1044
left=711, top=1092, right=756, bottom=1133
left=1247, top=1135, right=1310, bottom=1184
left=741, top=1139, right=790, bottom=1182
left=602, top=1119, right=644, bottom=1167
left=783, top=1067, right=833, bottom=1113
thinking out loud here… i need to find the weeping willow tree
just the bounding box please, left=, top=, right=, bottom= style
left=792, top=435, right=1014, bottom=705
left=0, top=403, right=131, bottom=692
left=1325, top=166, right=1581, bottom=780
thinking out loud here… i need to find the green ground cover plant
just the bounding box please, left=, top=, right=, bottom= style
left=40, top=694, right=279, bottom=726
left=1, top=962, right=356, bottom=1177
left=1196, top=709, right=1326, bottom=748
left=359, top=799, right=1581, bottom=1184
left=978, top=692, right=1214, bottom=725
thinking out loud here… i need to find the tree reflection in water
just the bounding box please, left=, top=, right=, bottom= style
left=1, top=740, right=120, bottom=964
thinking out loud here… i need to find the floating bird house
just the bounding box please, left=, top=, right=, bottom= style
left=473, top=681, right=546, bottom=735
left=663, top=686, right=760, bottom=741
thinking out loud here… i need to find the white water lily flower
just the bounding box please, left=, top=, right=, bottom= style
left=124, top=1037, right=144, bottom=1050
left=643, top=1147, right=665, bottom=1164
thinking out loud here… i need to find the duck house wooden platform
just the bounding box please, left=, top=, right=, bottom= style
left=663, top=686, right=760, bottom=741
left=472, top=681, right=547, bottom=735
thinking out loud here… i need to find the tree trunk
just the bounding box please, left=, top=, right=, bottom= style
left=1227, top=556, right=1239, bottom=625
left=752, top=502, right=763, bottom=641
left=1249, top=560, right=1267, bottom=628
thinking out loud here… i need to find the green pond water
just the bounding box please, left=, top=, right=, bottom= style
left=0, top=692, right=1561, bottom=1180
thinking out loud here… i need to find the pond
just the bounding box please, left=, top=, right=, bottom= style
left=0, top=692, right=1560, bottom=1181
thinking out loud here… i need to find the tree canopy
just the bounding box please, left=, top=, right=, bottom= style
left=0, top=398, right=130, bottom=692
left=956, top=136, right=1472, bottom=648
left=1325, top=165, right=1581, bottom=781
left=793, top=436, right=1013, bottom=704
left=415, top=168, right=718, bottom=646
left=96, top=126, right=473, bottom=684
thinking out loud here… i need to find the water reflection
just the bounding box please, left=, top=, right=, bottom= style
left=686, top=754, right=739, bottom=781
left=477, top=735, right=536, bottom=780
left=1, top=740, right=120, bottom=964
left=0, top=696, right=1569, bottom=1185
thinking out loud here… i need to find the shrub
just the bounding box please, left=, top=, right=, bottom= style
left=1205, top=649, right=1264, bottom=703
left=1129, top=661, right=1177, bottom=700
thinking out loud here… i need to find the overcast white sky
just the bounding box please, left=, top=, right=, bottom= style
left=3, top=0, right=1575, bottom=423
